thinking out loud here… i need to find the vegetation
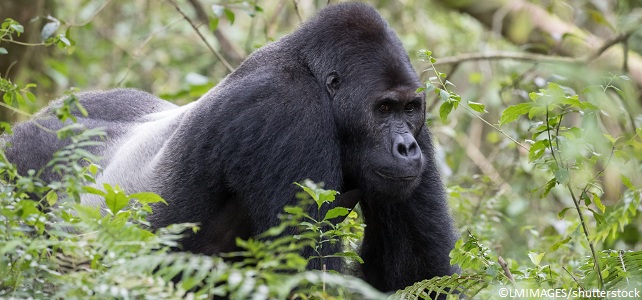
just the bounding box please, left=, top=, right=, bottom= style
left=1, top=0, right=642, bottom=299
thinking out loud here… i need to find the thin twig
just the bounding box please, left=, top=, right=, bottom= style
left=432, top=51, right=577, bottom=67
left=568, top=185, right=604, bottom=289
left=292, top=0, right=303, bottom=24
left=0, top=101, right=31, bottom=117
left=562, top=267, right=584, bottom=290
left=0, top=40, right=46, bottom=47
left=4, top=61, right=17, bottom=79
left=462, top=104, right=529, bottom=151
left=166, top=0, right=234, bottom=72
left=545, top=103, right=560, bottom=167
left=586, top=32, right=632, bottom=63
left=69, top=0, right=114, bottom=27
left=545, top=104, right=603, bottom=287
left=117, top=17, right=184, bottom=86
left=498, top=256, right=515, bottom=285
left=186, top=0, right=243, bottom=64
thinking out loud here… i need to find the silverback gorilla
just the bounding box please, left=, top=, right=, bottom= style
left=4, top=2, right=457, bottom=292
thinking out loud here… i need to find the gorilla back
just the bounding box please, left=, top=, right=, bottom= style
left=4, top=2, right=458, bottom=292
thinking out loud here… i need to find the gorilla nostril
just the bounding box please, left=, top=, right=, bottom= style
left=408, top=142, right=418, bottom=156
left=393, top=134, right=421, bottom=161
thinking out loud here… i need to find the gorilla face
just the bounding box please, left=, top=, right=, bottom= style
left=328, top=63, right=427, bottom=200
left=362, top=86, right=426, bottom=199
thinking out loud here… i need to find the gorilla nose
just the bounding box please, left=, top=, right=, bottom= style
left=392, top=133, right=421, bottom=162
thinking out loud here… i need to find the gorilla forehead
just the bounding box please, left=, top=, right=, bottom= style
left=292, top=3, right=408, bottom=75
left=304, top=3, right=388, bottom=39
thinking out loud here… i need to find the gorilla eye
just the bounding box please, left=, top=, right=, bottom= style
left=379, top=104, right=391, bottom=113
left=405, top=103, right=415, bottom=112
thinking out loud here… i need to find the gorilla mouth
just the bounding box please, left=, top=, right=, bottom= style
left=374, top=170, right=417, bottom=181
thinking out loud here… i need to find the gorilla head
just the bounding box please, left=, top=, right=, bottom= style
left=292, top=4, right=427, bottom=200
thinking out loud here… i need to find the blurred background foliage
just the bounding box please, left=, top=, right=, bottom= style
left=2, top=0, right=642, bottom=298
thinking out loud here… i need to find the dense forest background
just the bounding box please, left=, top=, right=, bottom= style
left=2, top=0, right=642, bottom=299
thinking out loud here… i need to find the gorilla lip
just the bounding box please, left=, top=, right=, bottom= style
left=374, top=170, right=417, bottom=181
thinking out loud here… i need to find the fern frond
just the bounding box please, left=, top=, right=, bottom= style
left=389, top=274, right=488, bottom=299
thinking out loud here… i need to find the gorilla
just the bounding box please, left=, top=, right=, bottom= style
left=4, top=2, right=458, bottom=292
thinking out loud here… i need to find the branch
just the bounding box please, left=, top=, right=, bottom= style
left=586, top=32, right=633, bottom=63
left=434, top=0, right=642, bottom=87
left=498, top=256, right=515, bottom=285
left=432, top=51, right=577, bottom=67
left=185, top=0, right=244, bottom=65
left=166, top=0, right=234, bottom=73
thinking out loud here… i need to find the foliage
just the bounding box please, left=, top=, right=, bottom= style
left=2, top=0, right=642, bottom=299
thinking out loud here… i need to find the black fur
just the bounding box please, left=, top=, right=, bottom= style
left=4, top=3, right=458, bottom=292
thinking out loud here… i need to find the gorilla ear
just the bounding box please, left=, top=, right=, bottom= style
left=325, top=72, right=341, bottom=98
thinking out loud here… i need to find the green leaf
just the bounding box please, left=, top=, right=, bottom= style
left=549, top=236, right=572, bottom=251
left=284, top=206, right=303, bottom=215
left=545, top=83, right=566, bottom=102
left=329, top=252, right=364, bottom=264
left=467, top=101, right=486, bottom=113
left=83, top=185, right=105, bottom=196
left=590, top=208, right=606, bottom=225
left=528, top=251, right=545, bottom=266
left=45, top=190, right=58, bottom=206
left=58, top=35, right=71, bottom=47
left=439, top=101, right=453, bottom=124
left=224, top=8, right=235, bottom=25
left=558, top=207, right=571, bottom=219
left=25, top=91, right=36, bottom=102
left=0, top=47, right=7, bottom=55
left=500, top=102, right=533, bottom=126
left=0, top=121, right=13, bottom=134
left=209, top=18, right=219, bottom=32
left=438, top=89, right=449, bottom=102
left=131, top=192, right=166, bottom=205
left=621, top=175, right=634, bottom=190
left=103, top=184, right=129, bottom=214
left=74, top=203, right=102, bottom=220
left=87, top=163, right=99, bottom=175
left=540, top=178, right=557, bottom=198
left=295, top=180, right=337, bottom=209
left=553, top=169, right=569, bottom=185
left=10, top=23, right=24, bottom=34
left=323, top=207, right=349, bottom=221
left=529, top=140, right=549, bottom=162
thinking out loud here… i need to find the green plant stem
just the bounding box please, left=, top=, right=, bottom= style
left=425, top=57, right=528, bottom=151
left=567, top=184, right=603, bottom=289
left=462, top=104, right=529, bottom=151
left=0, top=39, right=45, bottom=46
left=0, top=101, right=30, bottom=117
left=544, top=104, right=603, bottom=288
